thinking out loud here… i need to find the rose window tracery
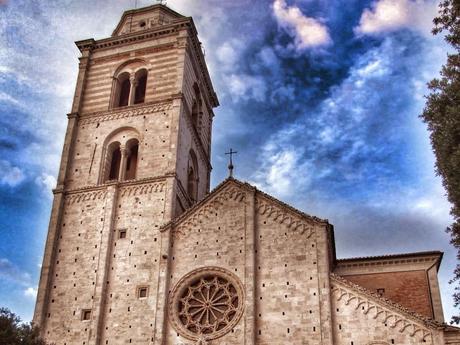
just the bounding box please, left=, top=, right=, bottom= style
left=169, top=267, right=244, bottom=341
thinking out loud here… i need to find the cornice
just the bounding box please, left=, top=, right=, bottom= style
left=78, top=101, right=173, bottom=125
left=76, top=20, right=190, bottom=53
left=336, top=251, right=443, bottom=271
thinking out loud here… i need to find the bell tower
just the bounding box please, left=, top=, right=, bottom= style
left=33, top=4, right=218, bottom=345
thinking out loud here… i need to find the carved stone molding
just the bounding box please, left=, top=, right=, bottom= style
left=65, top=190, right=107, bottom=205
left=256, top=198, right=315, bottom=238
left=168, top=266, right=244, bottom=342
left=170, top=185, right=246, bottom=238
left=331, top=274, right=439, bottom=341
left=119, top=181, right=165, bottom=197
left=79, top=102, right=173, bottom=125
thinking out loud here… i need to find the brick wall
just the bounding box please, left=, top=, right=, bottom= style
left=343, top=270, right=433, bottom=318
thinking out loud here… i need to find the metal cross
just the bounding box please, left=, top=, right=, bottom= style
left=225, top=148, right=238, bottom=178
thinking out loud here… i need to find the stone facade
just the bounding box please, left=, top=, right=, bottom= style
left=34, top=3, right=459, bottom=345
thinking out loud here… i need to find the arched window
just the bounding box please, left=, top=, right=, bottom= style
left=99, top=127, right=140, bottom=184
left=124, top=139, right=139, bottom=180
left=116, top=72, right=131, bottom=108
left=111, top=62, right=149, bottom=109
left=191, top=83, right=202, bottom=131
left=105, top=142, right=122, bottom=182
left=134, top=69, right=147, bottom=104
left=187, top=150, right=199, bottom=204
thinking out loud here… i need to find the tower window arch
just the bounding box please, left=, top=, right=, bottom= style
left=111, top=62, right=149, bottom=109
left=187, top=150, right=199, bottom=204
left=99, top=127, right=141, bottom=184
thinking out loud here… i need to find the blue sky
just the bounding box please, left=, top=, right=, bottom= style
left=0, top=0, right=457, bottom=322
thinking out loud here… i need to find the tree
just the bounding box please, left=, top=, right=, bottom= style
left=421, top=0, right=460, bottom=324
left=0, top=308, right=48, bottom=345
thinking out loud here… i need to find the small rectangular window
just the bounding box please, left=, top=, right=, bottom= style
left=377, top=288, right=385, bottom=296
left=82, top=309, right=91, bottom=321
left=138, top=287, right=148, bottom=298
left=119, top=229, right=127, bottom=239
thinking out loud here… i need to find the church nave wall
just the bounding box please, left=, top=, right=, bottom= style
left=254, top=196, right=332, bottom=345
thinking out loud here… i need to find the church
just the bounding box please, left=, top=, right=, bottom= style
left=33, top=3, right=460, bottom=345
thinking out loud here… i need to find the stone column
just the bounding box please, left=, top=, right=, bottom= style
left=119, top=146, right=129, bottom=181
left=128, top=75, right=137, bottom=106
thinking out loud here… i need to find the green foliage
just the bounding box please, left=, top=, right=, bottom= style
left=0, top=308, right=48, bottom=345
left=421, top=0, right=460, bottom=324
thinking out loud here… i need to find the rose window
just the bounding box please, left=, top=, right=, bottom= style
left=169, top=267, right=244, bottom=341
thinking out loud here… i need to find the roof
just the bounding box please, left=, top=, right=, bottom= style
left=112, top=4, right=185, bottom=36
left=160, top=177, right=329, bottom=231
left=337, top=251, right=444, bottom=271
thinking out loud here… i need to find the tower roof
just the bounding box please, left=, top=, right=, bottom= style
left=112, top=4, right=186, bottom=37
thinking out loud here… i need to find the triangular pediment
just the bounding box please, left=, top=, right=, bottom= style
left=112, top=4, right=186, bottom=37
left=161, top=177, right=329, bottom=234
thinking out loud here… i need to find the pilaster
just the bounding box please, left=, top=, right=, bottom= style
left=244, top=189, right=257, bottom=345
left=153, top=178, right=175, bottom=344
left=88, top=184, right=118, bottom=345
left=33, top=189, right=65, bottom=330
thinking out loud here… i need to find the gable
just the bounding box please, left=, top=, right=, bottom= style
left=162, top=178, right=337, bottom=344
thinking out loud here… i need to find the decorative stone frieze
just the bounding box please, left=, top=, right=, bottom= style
left=79, top=101, right=172, bottom=124
left=119, top=181, right=165, bottom=197
left=169, top=185, right=245, bottom=238
left=256, top=198, right=315, bottom=238
left=65, top=190, right=107, bottom=205
left=331, top=273, right=439, bottom=341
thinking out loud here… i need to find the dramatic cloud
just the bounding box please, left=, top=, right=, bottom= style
left=0, top=0, right=456, bottom=323
left=226, top=74, right=267, bottom=102
left=0, top=160, right=25, bottom=187
left=272, top=0, right=331, bottom=49
left=355, top=0, right=438, bottom=35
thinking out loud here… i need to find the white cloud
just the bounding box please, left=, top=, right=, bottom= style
left=24, top=287, right=37, bottom=298
left=35, top=173, right=57, bottom=194
left=216, top=41, right=240, bottom=71
left=272, top=0, right=331, bottom=50
left=355, top=0, right=438, bottom=35
left=227, top=74, right=267, bottom=102
left=0, top=160, right=25, bottom=187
